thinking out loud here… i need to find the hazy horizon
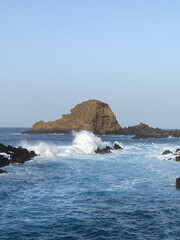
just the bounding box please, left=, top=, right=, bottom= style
left=1, top=0, right=180, bottom=129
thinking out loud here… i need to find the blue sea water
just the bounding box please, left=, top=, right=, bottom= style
left=0, top=128, right=180, bottom=240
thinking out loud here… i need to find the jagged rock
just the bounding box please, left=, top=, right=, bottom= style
left=24, top=99, right=122, bottom=135
left=162, top=150, right=173, bottom=155
left=0, top=144, right=37, bottom=172
left=10, top=147, right=37, bottom=164
left=95, top=146, right=112, bottom=154
left=0, top=155, right=10, bottom=167
left=0, top=169, right=7, bottom=174
left=175, top=156, right=180, bottom=161
left=113, top=143, right=123, bottom=150
left=122, top=123, right=180, bottom=139
left=123, top=123, right=162, bottom=138
left=22, top=99, right=180, bottom=139
left=175, top=148, right=180, bottom=154
left=176, top=177, right=180, bottom=188
left=95, top=143, right=123, bottom=154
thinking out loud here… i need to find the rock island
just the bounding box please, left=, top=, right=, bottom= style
left=24, top=99, right=122, bottom=135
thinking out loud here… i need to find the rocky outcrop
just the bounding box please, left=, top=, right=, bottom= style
left=123, top=123, right=180, bottom=139
left=95, top=143, right=123, bottom=154
left=162, top=150, right=173, bottom=155
left=0, top=144, right=37, bottom=173
left=161, top=148, right=180, bottom=161
left=0, top=169, right=7, bottom=174
left=23, top=99, right=180, bottom=139
left=24, top=99, right=122, bottom=135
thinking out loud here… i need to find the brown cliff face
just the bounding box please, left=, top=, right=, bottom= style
left=26, top=99, right=122, bottom=134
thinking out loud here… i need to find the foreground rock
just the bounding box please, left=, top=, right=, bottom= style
left=95, top=146, right=112, bottom=154
left=0, top=169, right=7, bottom=174
left=176, top=177, right=180, bottom=188
left=162, top=150, right=173, bottom=155
left=24, top=99, right=122, bottom=135
left=161, top=148, right=180, bottom=161
left=0, top=143, right=37, bottom=173
left=95, top=143, right=123, bottom=154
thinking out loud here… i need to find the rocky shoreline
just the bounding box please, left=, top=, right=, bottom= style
left=0, top=143, right=37, bottom=174
left=161, top=149, right=180, bottom=188
left=1, top=141, right=179, bottom=188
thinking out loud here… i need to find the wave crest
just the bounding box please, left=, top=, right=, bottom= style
left=21, top=131, right=111, bottom=157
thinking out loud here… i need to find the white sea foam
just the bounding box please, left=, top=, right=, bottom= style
left=21, top=131, right=112, bottom=158
left=0, top=152, right=10, bottom=159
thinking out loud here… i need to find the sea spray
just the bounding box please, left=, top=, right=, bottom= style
left=21, top=131, right=111, bottom=157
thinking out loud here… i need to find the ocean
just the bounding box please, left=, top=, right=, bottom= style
left=0, top=128, right=180, bottom=240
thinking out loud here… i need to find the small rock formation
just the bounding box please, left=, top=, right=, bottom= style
left=175, top=156, right=180, bottom=162
left=113, top=143, right=123, bottom=150
left=175, top=149, right=180, bottom=154
left=161, top=148, right=180, bottom=161
left=24, top=100, right=122, bottom=135
left=95, top=143, right=123, bottom=154
left=0, top=144, right=37, bottom=173
left=95, top=146, right=112, bottom=154
left=0, top=169, right=7, bottom=174
left=0, top=155, right=10, bottom=167
left=126, top=123, right=180, bottom=139
left=176, top=177, right=180, bottom=188
left=162, top=150, right=173, bottom=155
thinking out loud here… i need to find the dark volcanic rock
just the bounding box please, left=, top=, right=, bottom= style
left=162, top=150, right=173, bottom=155
left=0, top=144, right=37, bottom=172
left=113, top=143, right=123, bottom=150
left=95, top=146, right=112, bottom=154
left=175, top=156, right=180, bottom=162
left=175, top=148, right=180, bottom=154
left=0, top=169, right=7, bottom=174
left=24, top=99, right=122, bottom=135
left=95, top=143, right=123, bottom=154
left=176, top=177, right=180, bottom=188
left=10, top=147, right=37, bottom=164
left=123, top=123, right=180, bottom=139
left=0, top=155, right=10, bottom=167
left=123, top=123, right=162, bottom=138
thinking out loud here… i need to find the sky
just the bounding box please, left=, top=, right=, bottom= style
left=0, top=0, right=180, bottom=128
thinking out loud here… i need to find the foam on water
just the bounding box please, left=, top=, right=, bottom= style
left=1, top=128, right=180, bottom=240
left=21, top=131, right=112, bottom=157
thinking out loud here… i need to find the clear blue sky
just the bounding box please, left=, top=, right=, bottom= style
left=1, top=0, right=180, bottom=128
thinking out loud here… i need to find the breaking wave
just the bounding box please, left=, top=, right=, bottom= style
left=21, top=131, right=112, bottom=157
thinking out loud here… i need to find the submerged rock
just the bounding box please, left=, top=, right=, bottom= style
left=24, top=99, right=122, bottom=135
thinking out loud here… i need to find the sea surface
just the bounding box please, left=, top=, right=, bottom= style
left=0, top=128, right=180, bottom=240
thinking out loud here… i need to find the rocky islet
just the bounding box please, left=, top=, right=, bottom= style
left=24, top=99, right=180, bottom=140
